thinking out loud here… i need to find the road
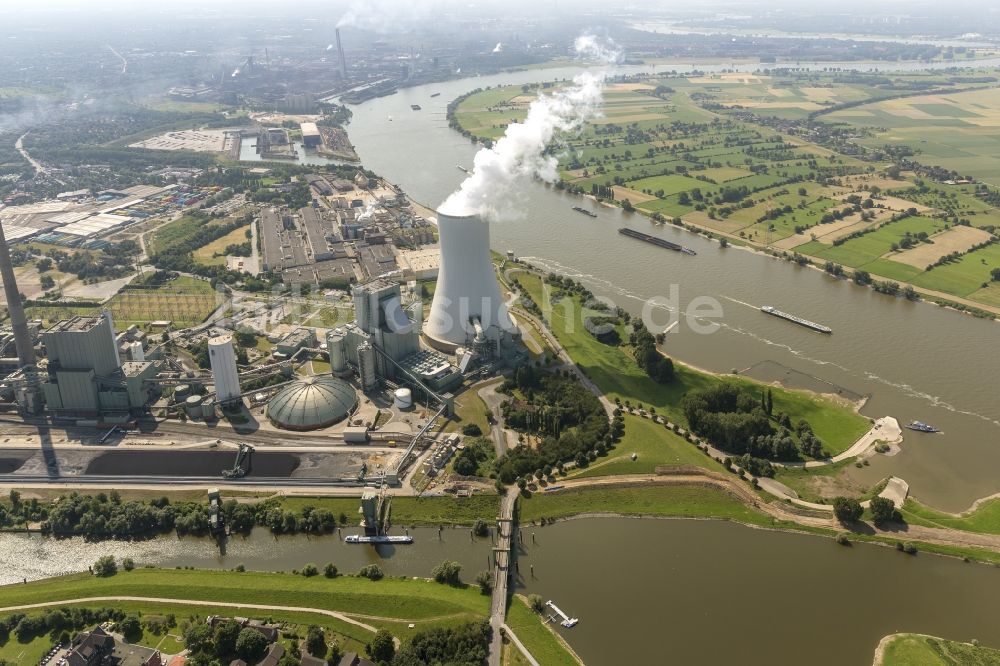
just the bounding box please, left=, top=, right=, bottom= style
left=477, top=379, right=511, bottom=456
left=15, top=132, right=45, bottom=174
left=488, top=487, right=518, bottom=666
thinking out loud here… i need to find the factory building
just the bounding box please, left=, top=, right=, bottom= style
left=41, top=315, right=159, bottom=415
left=330, top=278, right=461, bottom=393
left=208, top=334, right=241, bottom=404
left=300, top=122, right=322, bottom=149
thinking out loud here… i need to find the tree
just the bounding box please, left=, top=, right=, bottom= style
left=765, top=388, right=773, bottom=417
left=119, top=616, right=142, bottom=642
left=473, top=519, right=489, bottom=537
left=93, top=555, right=117, bottom=577
left=301, top=563, right=318, bottom=577
left=359, top=564, right=384, bottom=580
left=528, top=594, right=545, bottom=613
left=235, top=627, right=268, bottom=662
left=184, top=623, right=214, bottom=654
left=324, top=562, right=338, bottom=578
left=368, top=629, right=395, bottom=662
left=432, top=560, right=462, bottom=585
left=305, top=625, right=327, bottom=658
left=869, top=497, right=898, bottom=525
left=121, top=557, right=135, bottom=571
left=475, top=570, right=493, bottom=595
left=213, top=619, right=241, bottom=657
left=832, top=497, right=863, bottom=524
left=462, top=423, right=482, bottom=436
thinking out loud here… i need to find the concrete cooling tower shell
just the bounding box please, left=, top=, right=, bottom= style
left=425, top=211, right=513, bottom=350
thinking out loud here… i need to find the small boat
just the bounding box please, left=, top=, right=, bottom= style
left=411, top=104, right=422, bottom=111
left=430, top=92, right=441, bottom=97
left=572, top=206, right=597, bottom=218
left=457, top=165, right=470, bottom=174
left=905, top=421, right=940, bottom=433
left=345, top=534, right=414, bottom=544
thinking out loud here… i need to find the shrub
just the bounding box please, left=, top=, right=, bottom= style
left=835, top=533, right=850, bottom=546
left=528, top=594, right=545, bottom=613
left=902, top=541, right=918, bottom=555
left=832, top=497, right=863, bottom=524
left=462, top=424, right=483, bottom=436
left=324, top=563, right=338, bottom=578
left=301, top=563, right=319, bottom=577
left=432, top=560, right=462, bottom=586
left=869, top=496, right=898, bottom=525
left=475, top=570, right=492, bottom=595
left=473, top=519, right=489, bottom=538
left=93, top=555, right=117, bottom=577
left=121, top=558, right=135, bottom=572
left=359, top=564, right=384, bottom=581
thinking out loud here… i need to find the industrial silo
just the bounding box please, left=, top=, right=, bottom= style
left=185, top=395, right=203, bottom=419
left=357, top=342, right=376, bottom=391
left=394, top=388, right=412, bottom=410
left=208, top=334, right=241, bottom=404
left=327, top=329, right=347, bottom=374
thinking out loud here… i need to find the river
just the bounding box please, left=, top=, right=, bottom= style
left=5, top=520, right=999, bottom=666
left=343, top=60, right=1000, bottom=512
left=517, top=518, right=1000, bottom=665
left=0, top=526, right=490, bottom=586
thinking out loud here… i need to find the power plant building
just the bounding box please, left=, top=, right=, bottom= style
left=208, top=334, right=241, bottom=404
left=41, top=315, right=159, bottom=415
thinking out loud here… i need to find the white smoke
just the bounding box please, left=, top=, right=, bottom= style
left=438, top=34, right=621, bottom=221
left=492, top=42, right=503, bottom=53
left=326, top=44, right=334, bottom=51
left=337, top=0, right=446, bottom=31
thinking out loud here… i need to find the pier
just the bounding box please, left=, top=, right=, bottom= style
left=545, top=600, right=579, bottom=628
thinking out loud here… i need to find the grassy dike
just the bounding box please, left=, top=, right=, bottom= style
left=506, top=595, right=580, bottom=666
left=276, top=494, right=501, bottom=525
left=900, top=497, right=1000, bottom=536
left=878, top=633, right=1000, bottom=666
left=515, top=271, right=870, bottom=456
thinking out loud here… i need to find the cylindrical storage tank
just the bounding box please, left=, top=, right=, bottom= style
left=357, top=342, right=376, bottom=390
left=394, top=388, right=412, bottom=410
left=201, top=400, right=215, bottom=419
left=208, top=334, right=241, bottom=404
left=327, top=331, right=346, bottom=373
left=424, top=211, right=514, bottom=350
left=185, top=395, right=203, bottom=418
left=174, top=384, right=191, bottom=400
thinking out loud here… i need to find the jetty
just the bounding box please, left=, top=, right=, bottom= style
left=545, top=600, right=579, bottom=628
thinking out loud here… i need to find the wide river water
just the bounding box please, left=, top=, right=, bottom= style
left=4, top=520, right=1000, bottom=665
left=344, top=59, right=1000, bottom=512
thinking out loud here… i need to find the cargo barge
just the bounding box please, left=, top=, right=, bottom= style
left=760, top=305, right=832, bottom=334
left=618, top=227, right=696, bottom=255
left=572, top=206, right=598, bottom=218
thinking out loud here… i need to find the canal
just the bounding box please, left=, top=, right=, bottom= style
left=344, top=60, right=1000, bottom=512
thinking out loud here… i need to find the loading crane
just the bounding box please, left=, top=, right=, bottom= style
left=222, top=442, right=254, bottom=479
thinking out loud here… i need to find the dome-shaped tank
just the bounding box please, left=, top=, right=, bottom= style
left=266, top=375, right=358, bottom=431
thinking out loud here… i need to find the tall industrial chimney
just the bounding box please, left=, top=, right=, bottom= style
left=0, top=222, right=34, bottom=366
left=424, top=211, right=514, bottom=350
left=335, top=28, right=348, bottom=79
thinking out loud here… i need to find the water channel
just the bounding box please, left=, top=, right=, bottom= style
left=344, top=59, right=1000, bottom=512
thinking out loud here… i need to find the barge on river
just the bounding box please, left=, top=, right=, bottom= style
left=760, top=306, right=832, bottom=334
left=345, top=534, right=413, bottom=544
left=618, top=227, right=696, bottom=255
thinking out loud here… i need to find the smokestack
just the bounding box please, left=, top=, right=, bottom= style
left=0, top=222, right=34, bottom=367
left=424, top=211, right=514, bottom=350
left=336, top=28, right=348, bottom=79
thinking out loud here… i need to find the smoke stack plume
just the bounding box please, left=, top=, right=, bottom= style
left=438, top=34, right=621, bottom=221
left=335, top=28, right=348, bottom=79
left=0, top=222, right=35, bottom=366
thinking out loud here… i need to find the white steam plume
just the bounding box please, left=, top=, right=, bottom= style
left=337, top=0, right=446, bottom=31
left=438, top=34, right=621, bottom=221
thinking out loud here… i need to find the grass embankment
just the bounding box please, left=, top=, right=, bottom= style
left=446, top=384, right=492, bottom=435
left=899, top=497, right=1000, bottom=535
left=517, top=272, right=870, bottom=456
left=276, top=494, right=500, bottom=526
left=0, top=568, right=489, bottom=626
left=505, top=595, right=579, bottom=666
left=570, top=413, right=725, bottom=479
left=518, top=485, right=769, bottom=526
left=879, top=633, right=1000, bottom=666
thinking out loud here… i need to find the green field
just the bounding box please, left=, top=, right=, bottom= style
left=192, top=223, right=251, bottom=267
left=899, top=497, right=1000, bottom=535
left=516, top=271, right=870, bottom=456
left=800, top=216, right=949, bottom=268
left=879, top=633, right=1000, bottom=666
left=505, top=595, right=579, bottom=666
left=0, top=568, right=489, bottom=623
left=570, top=413, right=725, bottom=479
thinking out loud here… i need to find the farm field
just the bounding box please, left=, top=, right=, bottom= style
left=191, top=223, right=251, bottom=267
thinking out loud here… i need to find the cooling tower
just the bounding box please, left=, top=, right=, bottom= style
left=424, top=211, right=513, bottom=350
